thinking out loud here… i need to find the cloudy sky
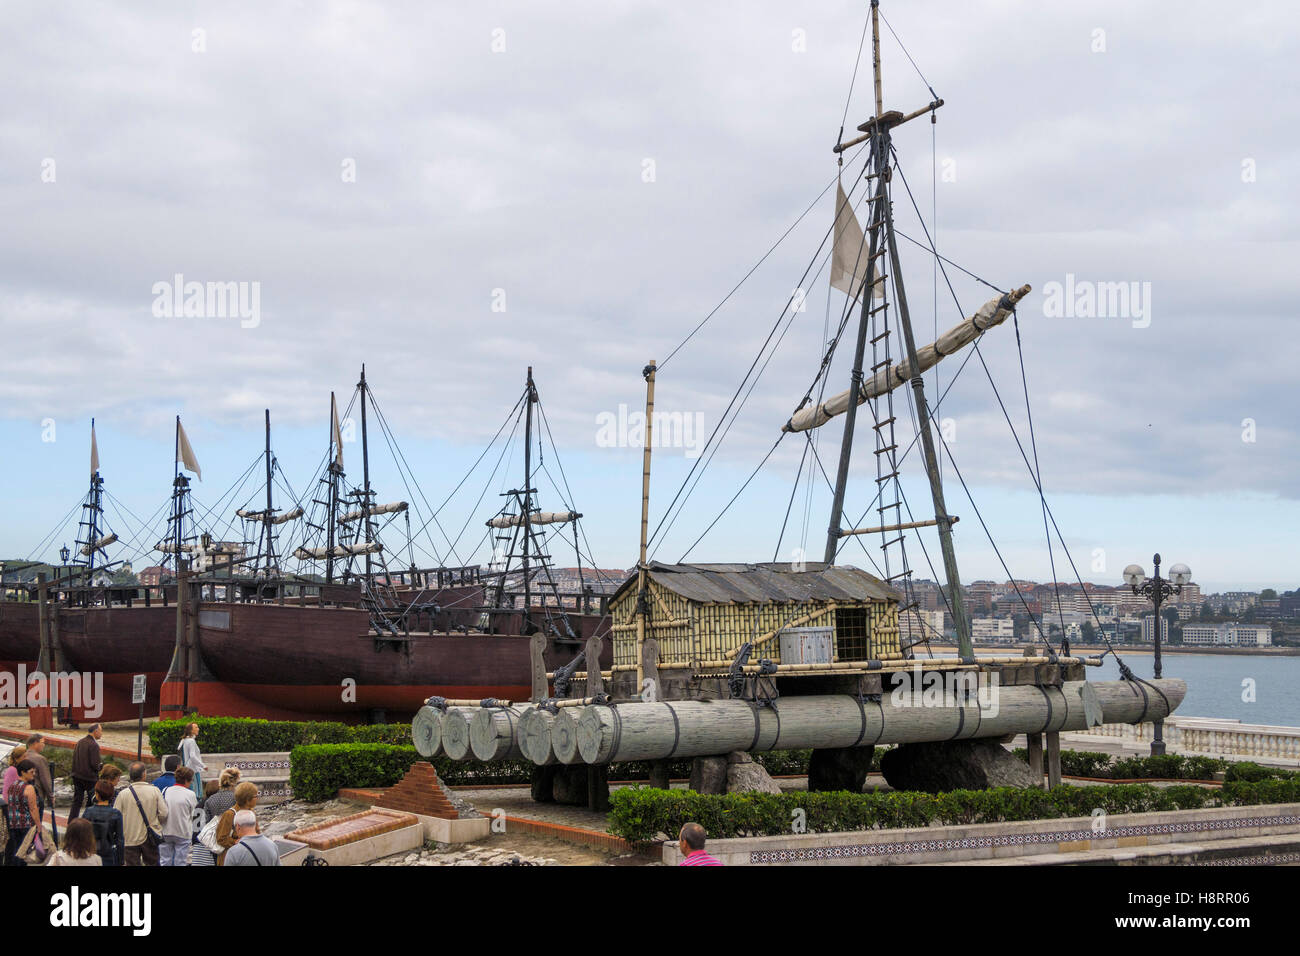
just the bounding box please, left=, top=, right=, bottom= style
left=2, top=1, right=1296, bottom=593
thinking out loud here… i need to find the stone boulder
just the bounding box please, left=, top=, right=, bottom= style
left=725, top=753, right=781, bottom=794
left=807, top=746, right=875, bottom=793
left=880, top=740, right=1040, bottom=793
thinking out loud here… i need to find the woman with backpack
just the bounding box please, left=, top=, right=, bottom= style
left=81, top=780, right=125, bottom=866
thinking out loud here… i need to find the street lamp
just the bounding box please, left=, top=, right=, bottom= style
left=1124, top=552, right=1189, bottom=756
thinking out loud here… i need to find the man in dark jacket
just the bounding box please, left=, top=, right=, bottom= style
left=69, top=723, right=104, bottom=821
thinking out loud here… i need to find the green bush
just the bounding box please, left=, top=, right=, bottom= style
left=148, top=716, right=412, bottom=757
left=1223, top=761, right=1297, bottom=784
left=290, top=744, right=419, bottom=802
left=606, top=782, right=1239, bottom=843
left=1010, top=748, right=1227, bottom=781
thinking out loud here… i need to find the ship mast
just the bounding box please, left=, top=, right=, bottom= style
left=326, top=392, right=341, bottom=584
left=359, top=365, right=373, bottom=581
left=76, top=419, right=106, bottom=579
left=521, top=366, right=536, bottom=632
left=261, top=409, right=275, bottom=576
left=825, top=0, right=974, bottom=661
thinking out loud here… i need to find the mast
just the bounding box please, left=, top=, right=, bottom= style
left=262, top=408, right=275, bottom=576
left=79, top=418, right=105, bottom=578
left=635, top=360, right=656, bottom=689
left=326, top=393, right=339, bottom=584
left=522, top=366, right=536, bottom=632
left=823, top=0, right=975, bottom=660
left=359, top=365, right=373, bottom=581
left=172, top=415, right=184, bottom=570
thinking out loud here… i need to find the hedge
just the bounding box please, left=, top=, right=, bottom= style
left=606, top=780, right=1300, bottom=844
left=1008, top=749, right=1238, bottom=781
left=148, top=717, right=411, bottom=757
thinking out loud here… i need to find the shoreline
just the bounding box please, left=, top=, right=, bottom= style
left=927, top=643, right=1300, bottom=658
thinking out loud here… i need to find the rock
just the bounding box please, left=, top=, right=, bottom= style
left=726, top=759, right=781, bottom=795
left=727, top=751, right=753, bottom=765
left=689, top=755, right=728, bottom=794
left=808, top=746, right=875, bottom=793
left=880, top=740, right=1040, bottom=793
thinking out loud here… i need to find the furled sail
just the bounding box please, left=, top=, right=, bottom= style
left=294, top=542, right=384, bottom=560
left=338, top=501, right=408, bottom=524
left=486, top=510, right=581, bottom=529
left=155, top=541, right=195, bottom=554
left=236, top=506, right=305, bottom=525
left=79, top=533, right=118, bottom=556
left=783, top=285, right=1031, bottom=433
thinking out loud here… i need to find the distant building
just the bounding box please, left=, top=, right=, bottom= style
left=1140, top=614, right=1171, bottom=644
left=899, top=608, right=946, bottom=644
left=1182, top=623, right=1271, bottom=646
left=971, top=617, right=1016, bottom=643
left=138, top=565, right=166, bottom=587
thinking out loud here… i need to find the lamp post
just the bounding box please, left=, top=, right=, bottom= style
left=1122, top=553, right=1191, bottom=756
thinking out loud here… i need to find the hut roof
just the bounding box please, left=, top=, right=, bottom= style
left=612, top=562, right=900, bottom=606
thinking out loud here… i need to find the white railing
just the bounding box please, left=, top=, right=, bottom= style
left=1076, top=717, right=1300, bottom=762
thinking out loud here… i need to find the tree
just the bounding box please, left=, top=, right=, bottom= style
left=1261, top=589, right=1278, bottom=600
left=1200, top=601, right=1213, bottom=621
left=1081, top=621, right=1096, bottom=644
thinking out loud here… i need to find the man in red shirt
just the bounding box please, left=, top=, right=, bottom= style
left=677, top=822, right=722, bottom=866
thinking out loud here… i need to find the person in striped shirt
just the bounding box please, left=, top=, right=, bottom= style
left=678, top=823, right=722, bottom=866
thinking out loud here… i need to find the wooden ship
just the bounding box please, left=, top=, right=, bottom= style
left=0, top=369, right=610, bottom=725
left=414, top=2, right=1186, bottom=799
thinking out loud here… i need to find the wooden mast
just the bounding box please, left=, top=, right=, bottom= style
left=326, top=393, right=339, bottom=584
left=522, top=367, right=536, bottom=633
left=635, top=360, right=657, bottom=690
left=824, top=2, right=888, bottom=565
left=823, top=0, right=975, bottom=660
left=262, top=408, right=275, bottom=576
left=358, top=365, right=373, bottom=581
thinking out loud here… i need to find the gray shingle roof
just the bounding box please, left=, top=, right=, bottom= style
left=612, top=561, right=900, bottom=605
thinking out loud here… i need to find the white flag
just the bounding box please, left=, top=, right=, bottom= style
left=90, top=422, right=99, bottom=476
left=331, top=392, right=344, bottom=468
left=830, top=181, right=883, bottom=300
left=177, top=419, right=202, bottom=480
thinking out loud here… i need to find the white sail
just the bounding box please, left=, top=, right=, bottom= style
left=331, top=392, right=344, bottom=469
left=486, top=510, right=581, bottom=529
left=830, top=180, right=884, bottom=300
left=90, top=423, right=100, bottom=477
left=236, top=506, right=305, bottom=525
left=784, top=286, right=1031, bottom=433
left=176, top=419, right=202, bottom=479
left=338, top=501, right=408, bottom=524
left=79, top=533, right=118, bottom=556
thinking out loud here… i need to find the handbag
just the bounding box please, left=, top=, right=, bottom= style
left=18, top=811, right=54, bottom=865
left=126, top=784, right=161, bottom=849
left=197, top=812, right=223, bottom=853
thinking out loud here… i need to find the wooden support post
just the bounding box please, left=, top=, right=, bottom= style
left=648, top=760, right=671, bottom=790
left=529, top=632, right=548, bottom=703
left=586, top=764, right=609, bottom=812
left=1046, top=731, right=1062, bottom=789
left=1026, top=732, right=1044, bottom=787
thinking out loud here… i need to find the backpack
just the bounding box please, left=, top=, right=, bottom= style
left=86, top=808, right=117, bottom=862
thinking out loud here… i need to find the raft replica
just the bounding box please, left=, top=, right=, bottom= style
left=411, top=1, right=1185, bottom=802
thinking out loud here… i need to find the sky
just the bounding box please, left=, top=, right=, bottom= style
left=1, top=1, right=1297, bottom=594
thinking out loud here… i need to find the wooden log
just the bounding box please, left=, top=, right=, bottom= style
left=1046, top=731, right=1062, bottom=789
left=412, top=705, right=442, bottom=758
left=470, top=705, right=525, bottom=762
left=1026, top=732, right=1043, bottom=787
left=550, top=707, right=585, bottom=764
left=440, top=707, right=475, bottom=761
left=575, top=679, right=1185, bottom=764
left=519, top=707, right=557, bottom=766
